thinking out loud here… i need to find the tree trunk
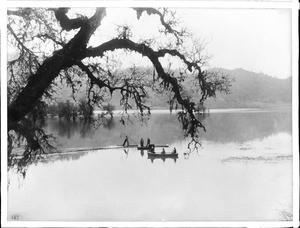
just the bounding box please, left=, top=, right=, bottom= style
left=8, top=9, right=106, bottom=126
left=9, top=48, right=77, bottom=125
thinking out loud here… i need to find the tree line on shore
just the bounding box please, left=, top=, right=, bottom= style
left=46, top=99, right=115, bottom=121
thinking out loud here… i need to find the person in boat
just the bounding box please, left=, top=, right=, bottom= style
left=172, top=148, right=177, bottom=154
left=140, top=138, right=144, bottom=148
left=149, top=144, right=155, bottom=153
left=147, top=144, right=155, bottom=154
left=162, top=148, right=166, bottom=154
left=122, top=136, right=129, bottom=147
left=146, top=138, right=151, bottom=147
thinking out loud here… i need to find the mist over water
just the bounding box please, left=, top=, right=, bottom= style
left=8, top=108, right=292, bottom=221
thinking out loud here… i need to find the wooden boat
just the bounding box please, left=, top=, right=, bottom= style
left=147, top=151, right=178, bottom=158
left=137, top=144, right=169, bottom=150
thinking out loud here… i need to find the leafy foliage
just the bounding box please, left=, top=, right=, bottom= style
left=78, top=98, right=94, bottom=122
left=7, top=7, right=232, bottom=170
left=102, top=103, right=115, bottom=118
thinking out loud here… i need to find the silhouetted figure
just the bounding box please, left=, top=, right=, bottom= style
left=172, top=148, right=177, bottom=154
left=123, top=136, right=129, bottom=147
left=147, top=138, right=151, bottom=147
left=122, top=26, right=129, bottom=39
left=148, top=144, right=155, bottom=153
left=140, top=138, right=144, bottom=147
left=162, top=148, right=166, bottom=154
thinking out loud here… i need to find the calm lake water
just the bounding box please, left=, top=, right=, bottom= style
left=8, top=108, right=293, bottom=221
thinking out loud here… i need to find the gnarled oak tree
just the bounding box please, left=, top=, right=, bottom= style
left=7, top=7, right=232, bottom=169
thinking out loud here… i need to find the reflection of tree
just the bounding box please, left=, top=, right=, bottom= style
left=44, top=110, right=291, bottom=152
left=38, top=152, right=87, bottom=165
left=79, top=121, right=95, bottom=138
left=195, top=112, right=209, bottom=122
left=7, top=8, right=232, bottom=170
left=49, top=118, right=98, bottom=139
left=102, top=117, right=116, bottom=130
left=50, top=119, right=80, bottom=138
left=9, top=151, right=87, bottom=177
left=57, top=152, right=86, bottom=162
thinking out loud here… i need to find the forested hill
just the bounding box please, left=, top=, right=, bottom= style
left=203, top=68, right=292, bottom=108
left=146, top=68, right=292, bottom=109
left=56, top=68, right=292, bottom=109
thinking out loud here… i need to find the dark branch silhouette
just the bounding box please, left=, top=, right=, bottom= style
left=7, top=7, right=232, bottom=170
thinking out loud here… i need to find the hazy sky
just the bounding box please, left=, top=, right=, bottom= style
left=183, top=8, right=292, bottom=79
left=8, top=7, right=292, bottom=79
left=91, top=8, right=292, bottom=79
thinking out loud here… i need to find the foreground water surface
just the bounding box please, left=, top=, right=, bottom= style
left=8, top=108, right=293, bottom=221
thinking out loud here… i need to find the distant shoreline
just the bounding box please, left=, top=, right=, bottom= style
left=93, top=107, right=292, bottom=116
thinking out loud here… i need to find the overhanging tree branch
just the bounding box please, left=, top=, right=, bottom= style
left=84, top=38, right=206, bottom=132
left=133, top=8, right=188, bottom=45
left=84, top=38, right=200, bottom=106
left=53, top=8, right=89, bottom=31
left=7, top=24, right=39, bottom=65
left=8, top=8, right=107, bottom=125
left=7, top=7, right=232, bottom=169
left=77, top=61, right=151, bottom=115
left=76, top=61, right=114, bottom=92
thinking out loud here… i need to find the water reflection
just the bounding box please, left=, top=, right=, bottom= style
left=32, top=152, right=87, bottom=165
left=49, top=119, right=96, bottom=138
left=8, top=109, right=292, bottom=221
left=140, top=149, right=145, bottom=157
left=102, top=117, right=116, bottom=130
left=38, top=109, right=293, bottom=166
left=147, top=154, right=178, bottom=163
left=200, top=111, right=291, bottom=143
left=46, top=109, right=291, bottom=150
left=32, top=146, right=182, bottom=165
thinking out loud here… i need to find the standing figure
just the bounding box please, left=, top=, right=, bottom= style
left=140, top=138, right=144, bottom=147
left=147, top=138, right=151, bottom=147
left=172, top=148, right=177, bottom=154
left=123, top=136, right=129, bottom=147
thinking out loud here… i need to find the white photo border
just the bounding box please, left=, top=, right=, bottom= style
left=1, top=1, right=299, bottom=227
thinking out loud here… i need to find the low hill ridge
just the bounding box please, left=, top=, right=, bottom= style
left=55, top=68, right=292, bottom=109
